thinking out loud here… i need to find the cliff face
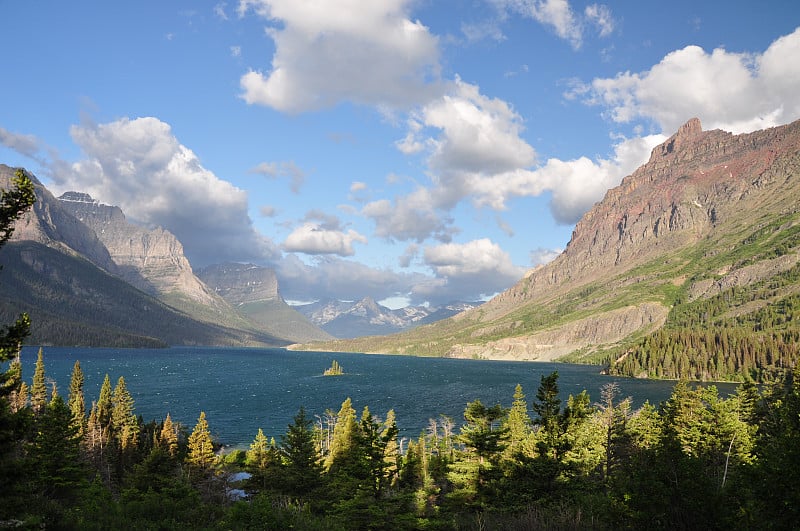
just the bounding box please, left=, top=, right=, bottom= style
left=1, top=165, right=118, bottom=274
left=196, top=262, right=279, bottom=305
left=58, top=191, right=219, bottom=306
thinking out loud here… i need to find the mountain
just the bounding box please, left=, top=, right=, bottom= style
left=300, top=118, right=800, bottom=381
left=0, top=165, right=322, bottom=347
left=294, top=297, right=481, bottom=338
left=197, top=263, right=333, bottom=342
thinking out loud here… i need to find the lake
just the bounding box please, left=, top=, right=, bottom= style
left=16, top=346, right=739, bottom=448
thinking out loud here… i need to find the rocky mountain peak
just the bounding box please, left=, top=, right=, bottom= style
left=655, top=117, right=703, bottom=158
left=57, top=192, right=218, bottom=306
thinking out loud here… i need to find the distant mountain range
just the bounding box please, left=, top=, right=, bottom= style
left=299, top=118, right=800, bottom=382
left=293, top=297, right=481, bottom=338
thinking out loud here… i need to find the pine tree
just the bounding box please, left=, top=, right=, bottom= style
left=30, top=347, right=47, bottom=415
left=2, top=353, right=23, bottom=412
left=186, top=411, right=216, bottom=474
left=324, top=397, right=357, bottom=471
left=381, top=409, right=400, bottom=489
left=96, top=374, right=113, bottom=435
left=246, top=428, right=278, bottom=492
left=504, top=383, right=533, bottom=458
left=29, top=395, right=86, bottom=512
left=532, top=371, right=563, bottom=459
left=280, top=406, right=324, bottom=500
left=111, top=376, right=138, bottom=452
left=67, top=360, right=86, bottom=439
left=159, top=412, right=178, bottom=457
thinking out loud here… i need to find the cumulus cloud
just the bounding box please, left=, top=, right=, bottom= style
left=283, top=222, right=367, bottom=256
left=248, top=160, right=306, bottom=193
left=583, top=27, right=800, bottom=134
left=50, top=116, right=277, bottom=266
left=418, top=238, right=526, bottom=303
left=362, top=187, right=457, bottom=243
left=275, top=253, right=428, bottom=303
left=238, top=0, right=442, bottom=112
left=378, top=79, right=661, bottom=235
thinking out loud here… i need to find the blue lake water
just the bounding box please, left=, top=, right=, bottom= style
left=17, top=346, right=739, bottom=448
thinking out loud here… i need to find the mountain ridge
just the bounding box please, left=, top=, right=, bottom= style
left=299, top=118, right=800, bottom=380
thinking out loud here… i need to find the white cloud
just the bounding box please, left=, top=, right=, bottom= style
left=52, top=116, right=277, bottom=266
left=530, top=247, right=561, bottom=266
left=362, top=187, right=456, bottom=243
left=585, top=27, right=800, bottom=134
left=283, top=222, right=367, bottom=256
left=350, top=181, right=367, bottom=193
left=423, top=78, right=537, bottom=178
left=492, top=0, right=581, bottom=49
left=215, top=2, right=229, bottom=20
left=0, top=127, right=41, bottom=158
left=248, top=160, right=306, bottom=192
left=259, top=205, right=277, bottom=217
left=238, top=0, right=442, bottom=112
left=585, top=4, right=614, bottom=37
left=275, top=253, right=427, bottom=303
left=419, top=238, right=526, bottom=302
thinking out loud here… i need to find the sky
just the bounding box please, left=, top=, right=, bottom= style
left=2, top=1, right=800, bottom=308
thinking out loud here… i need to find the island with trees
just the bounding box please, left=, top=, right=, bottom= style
left=323, top=359, right=344, bottom=376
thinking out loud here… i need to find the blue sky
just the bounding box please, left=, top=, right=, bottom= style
left=2, top=1, right=800, bottom=308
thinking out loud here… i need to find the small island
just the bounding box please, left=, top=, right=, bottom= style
left=323, top=359, right=344, bottom=376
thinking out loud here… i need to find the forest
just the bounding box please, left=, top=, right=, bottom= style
left=1, top=347, right=800, bottom=529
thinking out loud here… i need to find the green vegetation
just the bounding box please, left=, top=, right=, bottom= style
left=323, top=359, right=344, bottom=376
left=3, top=349, right=800, bottom=529
left=610, top=262, right=800, bottom=382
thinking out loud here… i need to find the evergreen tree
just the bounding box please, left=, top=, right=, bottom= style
left=532, top=371, right=563, bottom=459
left=186, top=411, right=216, bottom=474
left=504, top=383, right=533, bottom=458
left=96, top=374, right=113, bottom=434
left=280, top=406, right=324, bottom=501
left=28, top=395, right=87, bottom=523
left=67, top=360, right=86, bottom=439
left=381, top=409, right=400, bottom=489
left=2, top=353, right=23, bottom=412
left=111, top=376, right=138, bottom=452
left=246, top=428, right=279, bottom=492
left=324, top=397, right=357, bottom=471
left=159, top=412, right=179, bottom=457
left=30, top=347, right=47, bottom=415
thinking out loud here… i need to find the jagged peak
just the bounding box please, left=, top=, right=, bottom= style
left=58, top=191, right=99, bottom=205
left=651, top=117, right=704, bottom=159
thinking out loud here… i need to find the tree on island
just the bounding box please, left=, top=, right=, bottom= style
left=323, top=360, right=344, bottom=376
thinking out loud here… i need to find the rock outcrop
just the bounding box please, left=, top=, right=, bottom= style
left=58, top=191, right=219, bottom=306
left=196, top=262, right=279, bottom=305
left=1, top=165, right=118, bottom=274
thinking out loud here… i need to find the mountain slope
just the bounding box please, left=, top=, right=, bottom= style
left=197, top=263, right=333, bottom=343
left=0, top=165, right=290, bottom=347
left=0, top=241, right=284, bottom=347
left=301, top=118, right=800, bottom=380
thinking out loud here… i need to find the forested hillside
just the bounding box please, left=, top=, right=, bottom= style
left=2, top=348, right=800, bottom=529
